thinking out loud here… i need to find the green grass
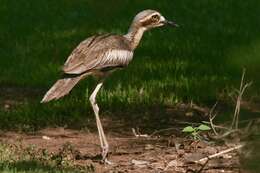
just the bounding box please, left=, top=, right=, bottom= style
left=0, top=142, right=93, bottom=173
left=1, top=0, right=260, bottom=128
left=0, top=162, right=81, bottom=173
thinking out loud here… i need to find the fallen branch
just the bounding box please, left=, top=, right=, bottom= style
left=195, top=144, right=244, bottom=163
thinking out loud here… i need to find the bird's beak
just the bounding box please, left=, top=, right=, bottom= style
left=164, top=20, right=179, bottom=27
left=160, top=16, right=179, bottom=28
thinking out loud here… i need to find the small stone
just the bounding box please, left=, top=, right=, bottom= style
left=42, top=136, right=51, bottom=140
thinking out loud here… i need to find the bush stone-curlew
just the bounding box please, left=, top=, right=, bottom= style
left=41, top=9, right=178, bottom=163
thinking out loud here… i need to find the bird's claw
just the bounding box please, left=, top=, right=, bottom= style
left=102, top=158, right=114, bottom=165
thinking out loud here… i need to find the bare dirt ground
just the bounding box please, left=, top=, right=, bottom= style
left=0, top=125, right=242, bottom=173
left=0, top=86, right=255, bottom=172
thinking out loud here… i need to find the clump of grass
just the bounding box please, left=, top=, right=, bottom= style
left=0, top=142, right=94, bottom=173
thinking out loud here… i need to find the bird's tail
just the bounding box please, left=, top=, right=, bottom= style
left=41, top=73, right=89, bottom=103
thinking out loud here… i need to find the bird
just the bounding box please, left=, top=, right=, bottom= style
left=41, top=9, right=178, bottom=163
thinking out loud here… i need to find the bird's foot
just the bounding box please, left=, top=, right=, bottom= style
left=102, top=158, right=114, bottom=165
left=100, top=146, right=113, bottom=164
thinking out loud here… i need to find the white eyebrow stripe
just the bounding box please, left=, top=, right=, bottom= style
left=140, top=12, right=161, bottom=22
left=150, top=12, right=160, bottom=17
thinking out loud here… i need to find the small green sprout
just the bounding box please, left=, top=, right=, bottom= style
left=182, top=123, right=211, bottom=139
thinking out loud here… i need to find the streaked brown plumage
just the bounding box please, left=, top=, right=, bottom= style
left=41, top=9, right=178, bottom=163
left=41, top=34, right=133, bottom=102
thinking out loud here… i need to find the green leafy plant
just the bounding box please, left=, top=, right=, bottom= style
left=182, top=124, right=211, bottom=140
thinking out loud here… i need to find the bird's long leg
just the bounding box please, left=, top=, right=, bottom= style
left=89, top=82, right=110, bottom=163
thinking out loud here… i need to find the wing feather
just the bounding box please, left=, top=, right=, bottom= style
left=63, top=34, right=132, bottom=74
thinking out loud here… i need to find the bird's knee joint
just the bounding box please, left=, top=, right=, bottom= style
left=89, top=96, right=95, bottom=104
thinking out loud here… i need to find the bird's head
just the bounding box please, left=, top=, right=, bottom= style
left=131, top=9, right=179, bottom=31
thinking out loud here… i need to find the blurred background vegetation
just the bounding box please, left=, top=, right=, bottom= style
left=0, top=0, right=260, bottom=171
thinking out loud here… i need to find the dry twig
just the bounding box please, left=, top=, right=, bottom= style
left=196, top=159, right=209, bottom=173
left=195, top=144, right=244, bottom=163
left=231, top=68, right=252, bottom=129
left=132, top=128, right=149, bottom=138
left=208, top=102, right=218, bottom=135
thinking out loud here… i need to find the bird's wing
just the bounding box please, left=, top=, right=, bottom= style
left=63, top=34, right=133, bottom=74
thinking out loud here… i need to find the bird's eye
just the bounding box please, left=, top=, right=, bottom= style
left=151, top=14, right=160, bottom=22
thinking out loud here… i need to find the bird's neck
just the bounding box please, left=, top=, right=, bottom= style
left=124, top=25, right=146, bottom=50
